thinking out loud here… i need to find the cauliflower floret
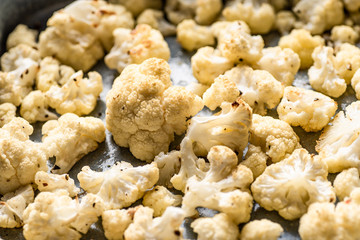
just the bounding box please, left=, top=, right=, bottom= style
left=277, top=86, right=337, bottom=132
left=240, top=219, right=284, bottom=240
left=142, top=186, right=182, bottom=217
left=154, top=150, right=181, bottom=188
left=278, top=29, right=324, bottom=69
left=293, top=0, right=344, bottom=34
left=241, top=144, right=268, bottom=179
left=0, top=103, right=16, bottom=127
left=191, top=213, right=239, bottom=240
left=255, top=46, right=300, bottom=86
left=185, top=82, right=209, bottom=97
left=334, top=168, right=360, bottom=201
left=331, top=25, right=359, bottom=46
left=0, top=118, right=47, bottom=195
left=176, top=19, right=215, bottom=52
left=20, top=90, right=58, bottom=123
left=23, top=190, right=103, bottom=240
left=334, top=43, right=360, bottom=84
left=105, top=24, right=170, bottom=73
left=351, top=68, right=360, bottom=99
left=211, top=20, right=251, bottom=39
left=182, top=146, right=254, bottom=224
left=218, top=21, right=264, bottom=65
left=34, top=171, right=80, bottom=197
left=78, top=162, right=158, bottom=210
left=0, top=185, right=34, bottom=228
left=203, top=65, right=284, bottom=115
left=124, top=206, right=185, bottom=240
left=109, top=0, right=162, bottom=17
left=0, top=72, right=30, bottom=106
left=195, top=0, right=223, bottom=25
left=343, top=0, right=360, bottom=12
left=191, top=47, right=233, bottom=86
left=222, top=0, right=276, bottom=34
left=137, top=9, right=176, bottom=37
left=251, top=148, right=335, bottom=220
left=316, top=101, right=360, bottom=173
left=106, top=58, right=203, bottom=161
left=45, top=70, right=103, bottom=116
left=6, top=24, right=38, bottom=50
left=42, top=113, right=105, bottom=174
left=275, top=11, right=296, bottom=35
left=308, top=46, right=347, bottom=98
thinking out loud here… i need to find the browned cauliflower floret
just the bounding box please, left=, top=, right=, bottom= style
left=331, top=25, right=359, bottom=46
left=6, top=24, right=38, bottom=50
left=137, top=9, right=176, bottom=37
left=334, top=168, right=360, bottom=201
left=251, top=148, right=335, bottom=220
left=0, top=103, right=16, bottom=127
left=240, top=219, right=284, bottom=240
left=106, top=58, right=203, bottom=161
left=105, top=24, right=170, bottom=73
left=109, top=0, right=162, bottom=17
left=334, top=43, right=360, bottom=84
left=275, top=11, right=296, bottom=35
left=241, top=144, right=268, bottom=179
left=42, top=113, right=105, bottom=174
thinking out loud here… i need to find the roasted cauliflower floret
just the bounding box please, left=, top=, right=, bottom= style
left=251, top=148, right=335, bottom=220
left=351, top=68, right=360, bottom=99
left=316, top=101, right=360, bottom=173
left=20, top=90, right=58, bottom=123
left=308, top=46, right=347, bottom=98
left=0, top=103, right=16, bottom=127
left=334, top=168, right=360, bottom=201
left=278, top=29, right=324, bottom=69
left=211, top=20, right=251, bottom=40
left=45, top=70, right=103, bottom=116
left=78, top=162, right=159, bottom=210
left=176, top=19, right=215, bottom=52
left=105, top=58, right=203, bottom=161
left=275, top=11, right=296, bottom=35
left=142, top=186, right=182, bottom=217
left=191, top=213, right=239, bottom=240
left=240, top=219, right=284, bottom=240
left=109, top=0, right=162, bottom=17
left=331, top=25, right=359, bottom=46
left=105, top=24, right=170, bottom=73
left=42, top=113, right=105, bottom=174
left=6, top=24, right=38, bottom=50
left=241, top=144, right=268, bottom=179
left=277, top=86, right=337, bottom=132
left=154, top=150, right=181, bottom=188
left=343, top=0, right=360, bottom=12
left=34, top=171, right=80, bottom=197
left=334, top=43, right=360, bottom=84
left=0, top=118, right=47, bottom=195
left=137, top=9, right=176, bottom=37
left=222, top=0, right=276, bottom=34
left=0, top=185, right=34, bottom=228
left=255, top=46, right=300, bottom=86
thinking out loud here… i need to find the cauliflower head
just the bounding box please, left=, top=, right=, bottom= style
left=275, top=11, right=296, bottom=35
left=137, top=9, right=176, bottom=37
left=251, top=148, right=335, bottom=220
left=316, top=101, right=360, bottom=173
left=308, top=46, right=347, bottom=98
left=6, top=24, right=37, bottom=50
left=42, top=113, right=105, bottom=174
left=334, top=168, right=360, bottom=201
left=241, top=144, right=268, bottom=179
left=240, top=219, right=284, bottom=240
left=331, top=25, right=359, bottom=46
left=278, top=29, right=324, bottom=69
left=277, top=86, right=337, bottom=132
left=105, top=24, right=170, bottom=73
left=78, top=162, right=159, bottom=210
left=0, top=103, right=16, bottom=127
left=334, top=43, right=360, bottom=84
left=106, top=58, right=203, bottom=161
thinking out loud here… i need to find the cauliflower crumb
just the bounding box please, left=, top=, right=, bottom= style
left=6, top=24, right=38, bottom=50
left=334, top=168, right=360, bottom=201
left=240, top=219, right=284, bottom=240
left=42, top=113, right=105, bottom=174
left=137, top=9, right=176, bottom=37
left=331, top=25, right=359, bottom=46
left=352, top=68, right=360, bottom=99
left=275, top=11, right=296, bottom=35
left=334, top=43, right=360, bottom=84
left=142, top=186, right=182, bottom=217
left=277, top=86, right=337, bottom=132
left=109, top=0, right=162, bottom=17
left=241, top=144, right=268, bottom=179
left=0, top=103, right=16, bottom=127
left=278, top=29, right=324, bottom=69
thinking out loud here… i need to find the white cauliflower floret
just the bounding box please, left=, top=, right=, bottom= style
left=124, top=206, right=185, bottom=240
left=106, top=58, right=203, bottom=161
left=42, top=113, right=105, bottom=174
left=20, top=90, right=58, bottom=123
left=176, top=19, right=215, bottom=52
left=211, top=20, right=251, bottom=40
left=0, top=118, right=47, bottom=195
left=45, top=70, right=103, bottom=116
left=343, top=0, right=360, bottom=12
left=191, top=213, right=239, bottom=240
left=78, top=162, right=158, bottom=210
left=182, top=146, right=254, bottom=224
left=203, top=65, right=284, bottom=115
left=275, top=11, right=296, bottom=35
left=316, top=101, right=360, bottom=173
left=331, top=25, right=359, bottom=46
left=293, top=0, right=344, bottom=34
left=277, top=86, right=337, bottom=132
left=251, top=148, right=335, bottom=220
left=195, top=0, right=223, bottom=25
left=137, top=9, right=176, bottom=37
left=105, top=24, right=170, bottom=73
left=308, top=46, right=347, bottom=98
left=34, top=171, right=80, bottom=197
left=23, top=190, right=103, bottom=240
left=255, top=46, right=300, bottom=86
left=0, top=72, right=30, bottom=106
left=142, top=186, right=182, bottom=217
left=334, top=168, right=360, bottom=201
left=154, top=150, right=181, bottom=188
left=334, top=43, right=360, bottom=84
left=0, top=185, right=34, bottom=228
left=351, top=68, right=360, bottom=99
left=240, top=219, right=284, bottom=240
left=241, top=144, right=268, bottom=179
left=278, top=29, right=324, bottom=69
left=222, top=0, right=276, bottom=34
left=109, top=0, right=162, bottom=17
left=0, top=103, right=16, bottom=127
left=218, top=21, right=264, bottom=65
left=6, top=24, right=38, bottom=50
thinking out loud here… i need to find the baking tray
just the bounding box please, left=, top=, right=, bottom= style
left=0, top=0, right=357, bottom=239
